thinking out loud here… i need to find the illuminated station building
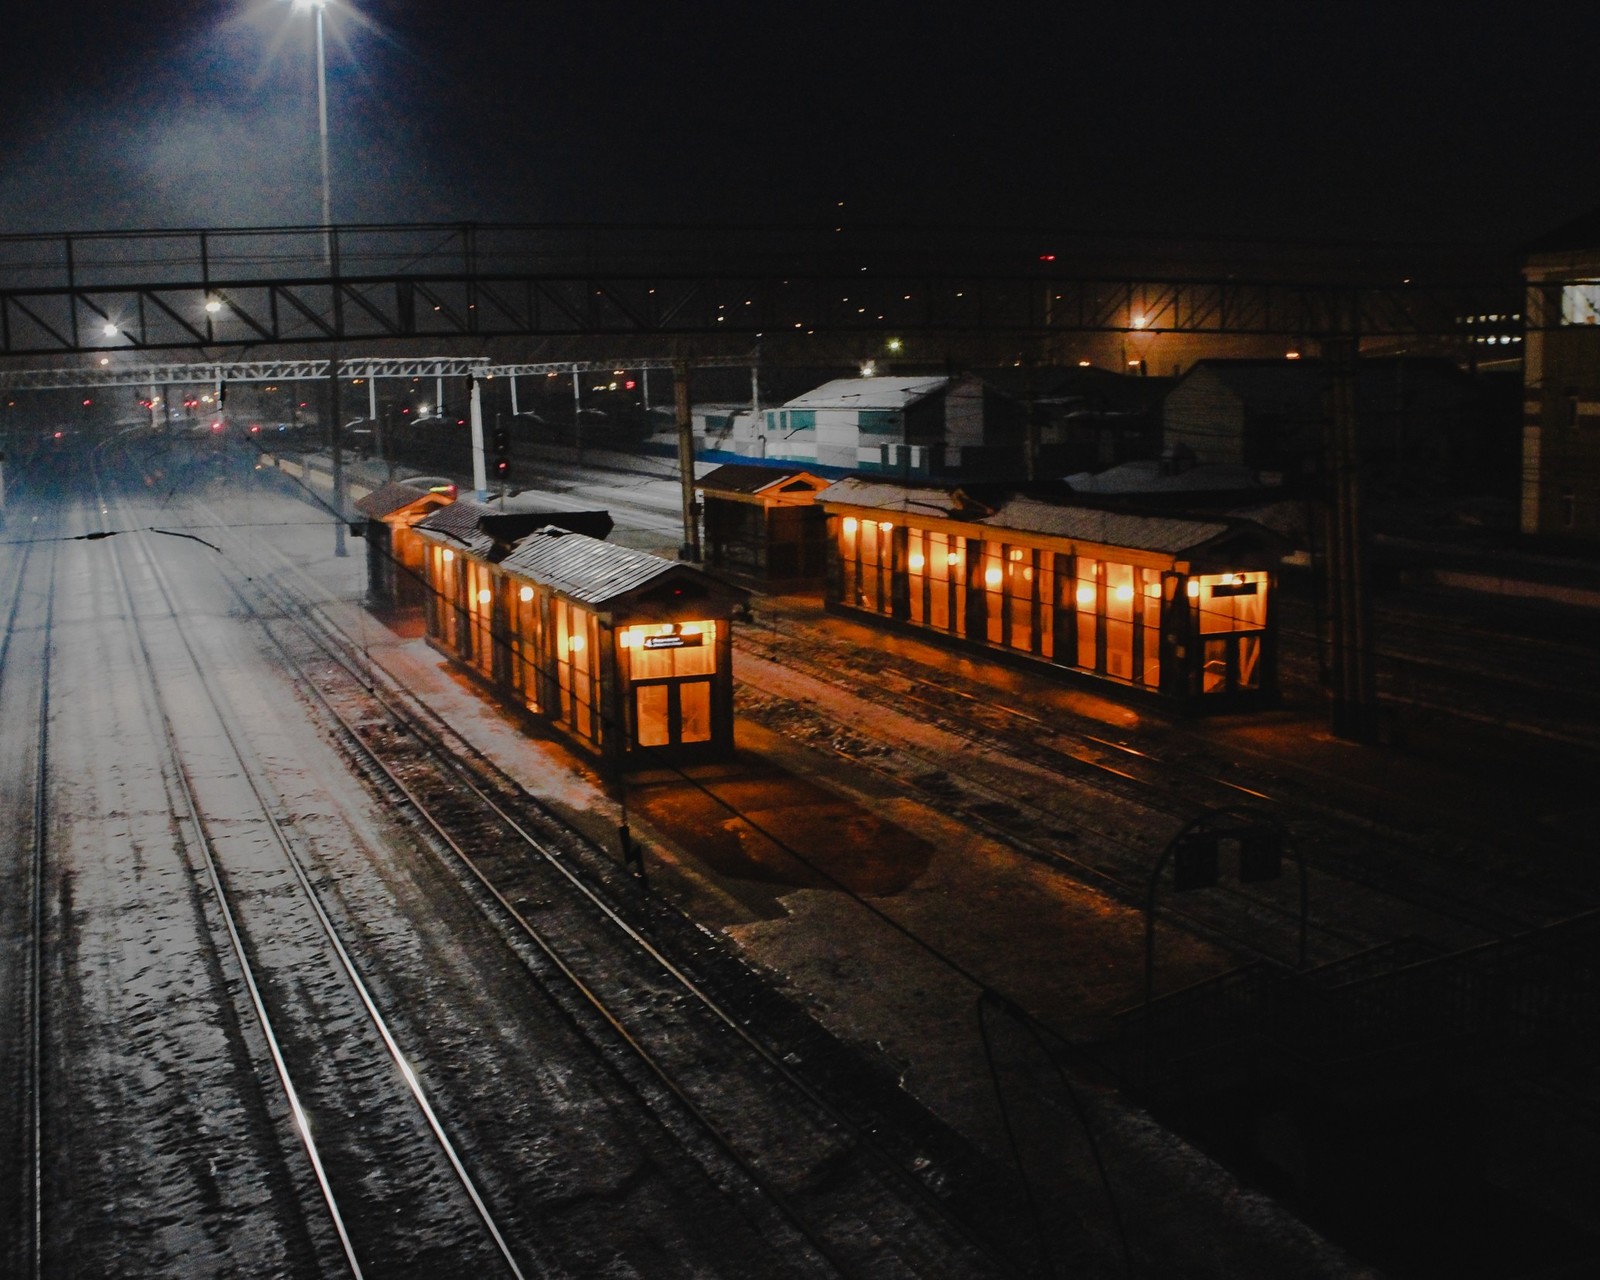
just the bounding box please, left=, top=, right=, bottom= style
left=410, top=499, right=746, bottom=765
left=817, top=478, right=1285, bottom=710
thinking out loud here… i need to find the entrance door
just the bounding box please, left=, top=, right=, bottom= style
left=1201, top=632, right=1264, bottom=695
left=633, top=677, right=713, bottom=749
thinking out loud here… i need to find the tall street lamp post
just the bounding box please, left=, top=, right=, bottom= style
left=294, top=0, right=333, bottom=236
left=291, top=0, right=345, bottom=554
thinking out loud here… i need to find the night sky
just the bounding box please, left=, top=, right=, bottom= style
left=1, top=1, right=1598, bottom=249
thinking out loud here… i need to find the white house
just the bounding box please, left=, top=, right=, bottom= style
left=761, top=374, right=1022, bottom=476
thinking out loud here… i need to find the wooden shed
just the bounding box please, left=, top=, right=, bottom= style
left=414, top=517, right=747, bottom=767
left=697, top=463, right=831, bottom=582
left=354, top=481, right=457, bottom=610
left=818, top=477, right=1288, bottom=712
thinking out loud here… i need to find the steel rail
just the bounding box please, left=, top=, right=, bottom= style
left=222, top=546, right=859, bottom=1277
left=204, top=489, right=1011, bottom=1276
left=735, top=605, right=1568, bottom=945
left=89, top=467, right=367, bottom=1279
left=0, top=489, right=68, bottom=1280
left=129, top=524, right=533, bottom=1280
left=26, top=544, right=53, bottom=1280
left=0, top=518, right=51, bottom=1280
left=97, top=475, right=535, bottom=1279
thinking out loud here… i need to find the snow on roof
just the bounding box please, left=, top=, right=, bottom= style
left=413, top=498, right=497, bottom=556
left=781, top=376, right=949, bottom=411
left=698, top=463, right=827, bottom=495
left=1064, top=460, right=1266, bottom=495
left=354, top=480, right=450, bottom=519
left=499, top=530, right=693, bottom=606
left=987, top=495, right=1231, bottom=555
left=815, top=476, right=1238, bottom=557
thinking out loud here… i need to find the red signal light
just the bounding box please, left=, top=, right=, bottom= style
left=82, top=398, right=92, bottom=406
left=1038, top=253, right=1056, bottom=262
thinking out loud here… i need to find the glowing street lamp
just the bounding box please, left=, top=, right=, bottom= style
left=289, top=0, right=334, bottom=237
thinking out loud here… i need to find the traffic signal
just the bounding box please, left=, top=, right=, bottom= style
left=491, top=422, right=511, bottom=481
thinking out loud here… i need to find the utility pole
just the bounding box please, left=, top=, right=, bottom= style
left=1319, top=316, right=1377, bottom=742
left=674, top=361, right=701, bottom=561
left=328, top=355, right=346, bottom=557
left=571, top=365, right=583, bottom=464
left=469, top=373, right=488, bottom=500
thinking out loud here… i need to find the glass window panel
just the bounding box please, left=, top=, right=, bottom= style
left=1238, top=634, right=1262, bottom=690
left=1038, top=559, right=1054, bottom=659
left=1106, top=562, right=1134, bottom=623
left=1140, top=568, right=1161, bottom=688
left=517, top=591, right=541, bottom=711
left=1106, top=619, right=1134, bottom=681
left=678, top=681, right=713, bottom=743
left=1203, top=638, right=1228, bottom=693
left=625, top=623, right=717, bottom=678
left=1235, top=575, right=1267, bottom=628
left=953, top=539, right=968, bottom=634
left=636, top=684, right=670, bottom=746
left=571, top=609, right=593, bottom=739
left=1562, top=281, right=1600, bottom=325
left=1006, top=548, right=1033, bottom=653
left=467, top=562, right=494, bottom=676
left=907, top=529, right=927, bottom=625
left=982, top=545, right=1004, bottom=644
left=1075, top=559, right=1099, bottom=669
left=928, top=532, right=951, bottom=631
left=1196, top=573, right=1267, bottom=632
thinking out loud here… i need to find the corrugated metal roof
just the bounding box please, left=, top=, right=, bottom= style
left=499, top=530, right=683, bottom=605
left=987, top=495, right=1229, bottom=553
left=354, top=481, right=447, bottom=519
left=414, top=498, right=497, bottom=556
left=816, top=477, right=1236, bottom=556
left=782, top=376, right=949, bottom=411
left=698, top=463, right=825, bottom=495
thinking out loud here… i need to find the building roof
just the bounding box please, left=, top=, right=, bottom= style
left=1176, top=357, right=1475, bottom=416
left=414, top=499, right=614, bottom=558
left=697, top=463, right=829, bottom=496
left=499, top=529, right=746, bottom=610
left=781, top=376, right=949, bottom=411
left=1065, top=459, right=1268, bottom=495
left=413, top=498, right=498, bottom=556
left=479, top=510, right=614, bottom=542
left=815, top=476, right=1283, bottom=566
left=354, top=481, right=450, bottom=520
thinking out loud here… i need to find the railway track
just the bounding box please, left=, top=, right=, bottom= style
left=732, top=598, right=1590, bottom=965
left=0, top=498, right=58, bottom=1280
left=16, top=433, right=1029, bottom=1274
left=186, top=470, right=1026, bottom=1275
left=91, top=473, right=536, bottom=1276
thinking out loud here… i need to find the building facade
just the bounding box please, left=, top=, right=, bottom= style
left=412, top=507, right=746, bottom=765
left=1523, top=214, right=1600, bottom=542
left=818, top=478, right=1285, bottom=711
